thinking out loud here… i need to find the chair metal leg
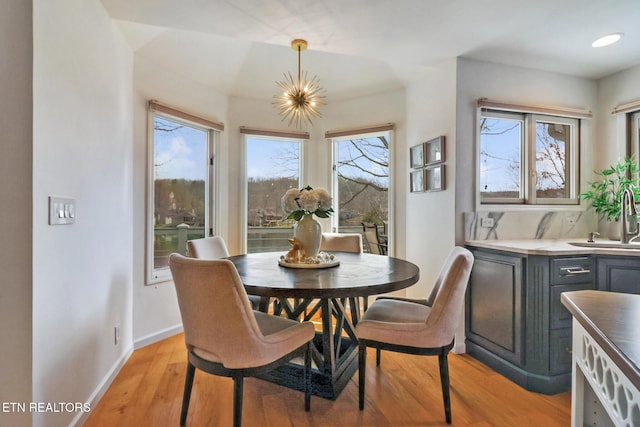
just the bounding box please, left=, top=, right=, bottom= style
left=358, top=341, right=367, bottom=410
left=304, top=343, right=311, bottom=411
left=180, top=362, right=196, bottom=426
left=438, top=351, right=452, bottom=424
left=376, top=347, right=381, bottom=366
left=233, top=375, right=243, bottom=427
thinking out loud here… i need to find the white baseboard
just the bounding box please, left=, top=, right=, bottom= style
left=453, top=341, right=466, bottom=354
left=452, top=330, right=466, bottom=354
left=67, top=324, right=183, bottom=426
left=69, top=344, right=133, bottom=427
left=133, top=323, right=183, bottom=350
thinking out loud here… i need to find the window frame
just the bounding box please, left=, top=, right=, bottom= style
left=630, top=111, right=640, bottom=161
left=146, top=110, right=218, bottom=285
left=478, top=110, right=526, bottom=204
left=329, top=130, right=394, bottom=254
left=242, top=133, right=304, bottom=254
left=478, top=108, right=580, bottom=207
left=529, top=114, right=579, bottom=205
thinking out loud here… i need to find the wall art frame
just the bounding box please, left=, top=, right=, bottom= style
left=425, top=136, right=445, bottom=165
left=426, top=164, right=445, bottom=192
left=410, top=169, right=424, bottom=192
left=410, top=143, right=424, bottom=168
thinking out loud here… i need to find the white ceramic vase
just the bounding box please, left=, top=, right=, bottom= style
left=294, top=213, right=322, bottom=258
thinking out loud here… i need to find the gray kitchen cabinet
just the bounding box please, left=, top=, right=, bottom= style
left=465, top=246, right=595, bottom=394
left=596, top=255, right=640, bottom=293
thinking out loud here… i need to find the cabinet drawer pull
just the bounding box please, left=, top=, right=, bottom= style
left=559, top=266, right=591, bottom=275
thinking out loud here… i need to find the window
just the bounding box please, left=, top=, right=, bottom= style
left=245, top=135, right=302, bottom=253
left=147, top=102, right=220, bottom=284
left=631, top=111, right=640, bottom=160
left=612, top=100, right=640, bottom=165
left=479, top=110, right=579, bottom=205
left=331, top=131, right=391, bottom=253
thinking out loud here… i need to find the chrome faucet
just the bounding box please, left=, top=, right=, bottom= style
left=620, top=188, right=640, bottom=243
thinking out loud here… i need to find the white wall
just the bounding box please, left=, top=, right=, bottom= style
left=32, top=1, right=134, bottom=425
left=0, top=1, right=33, bottom=426
left=595, top=64, right=640, bottom=169
left=404, top=59, right=458, bottom=301
left=455, top=58, right=598, bottom=244
left=132, top=56, right=229, bottom=345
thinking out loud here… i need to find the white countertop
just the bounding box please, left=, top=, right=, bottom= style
left=465, top=238, right=640, bottom=257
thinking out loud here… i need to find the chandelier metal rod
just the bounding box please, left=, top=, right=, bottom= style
left=297, top=44, right=301, bottom=88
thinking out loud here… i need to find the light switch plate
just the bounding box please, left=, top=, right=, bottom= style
left=480, top=217, right=494, bottom=228
left=49, top=196, right=76, bottom=225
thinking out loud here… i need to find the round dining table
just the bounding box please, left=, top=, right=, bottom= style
left=227, top=251, right=420, bottom=399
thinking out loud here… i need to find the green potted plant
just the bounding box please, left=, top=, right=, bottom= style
left=581, top=156, right=640, bottom=237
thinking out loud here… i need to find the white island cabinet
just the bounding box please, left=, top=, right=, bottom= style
left=561, top=290, right=640, bottom=427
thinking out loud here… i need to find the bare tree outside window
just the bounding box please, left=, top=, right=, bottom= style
left=335, top=135, right=389, bottom=228
left=479, top=111, right=578, bottom=204
left=535, top=122, right=568, bottom=198
left=479, top=116, right=522, bottom=199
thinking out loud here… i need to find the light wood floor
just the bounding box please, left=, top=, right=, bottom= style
left=84, top=333, right=571, bottom=426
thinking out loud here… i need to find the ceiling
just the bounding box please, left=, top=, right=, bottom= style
left=100, top=0, right=640, bottom=103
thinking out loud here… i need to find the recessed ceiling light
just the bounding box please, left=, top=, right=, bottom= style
left=592, top=33, right=623, bottom=48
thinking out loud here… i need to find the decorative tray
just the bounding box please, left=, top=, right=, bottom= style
left=278, top=253, right=340, bottom=269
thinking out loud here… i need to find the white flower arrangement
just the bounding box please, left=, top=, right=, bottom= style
left=281, top=186, right=334, bottom=221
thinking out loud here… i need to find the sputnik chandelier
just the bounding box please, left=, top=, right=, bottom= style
left=274, top=39, right=326, bottom=128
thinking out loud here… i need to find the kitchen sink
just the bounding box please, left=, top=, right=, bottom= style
left=569, top=241, right=640, bottom=250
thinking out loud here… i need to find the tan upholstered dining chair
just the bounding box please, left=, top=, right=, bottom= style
left=319, top=232, right=368, bottom=315
left=169, top=254, right=315, bottom=427
left=319, top=232, right=363, bottom=253
left=355, top=246, right=474, bottom=424
left=187, top=236, right=264, bottom=311
left=187, top=235, right=230, bottom=259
